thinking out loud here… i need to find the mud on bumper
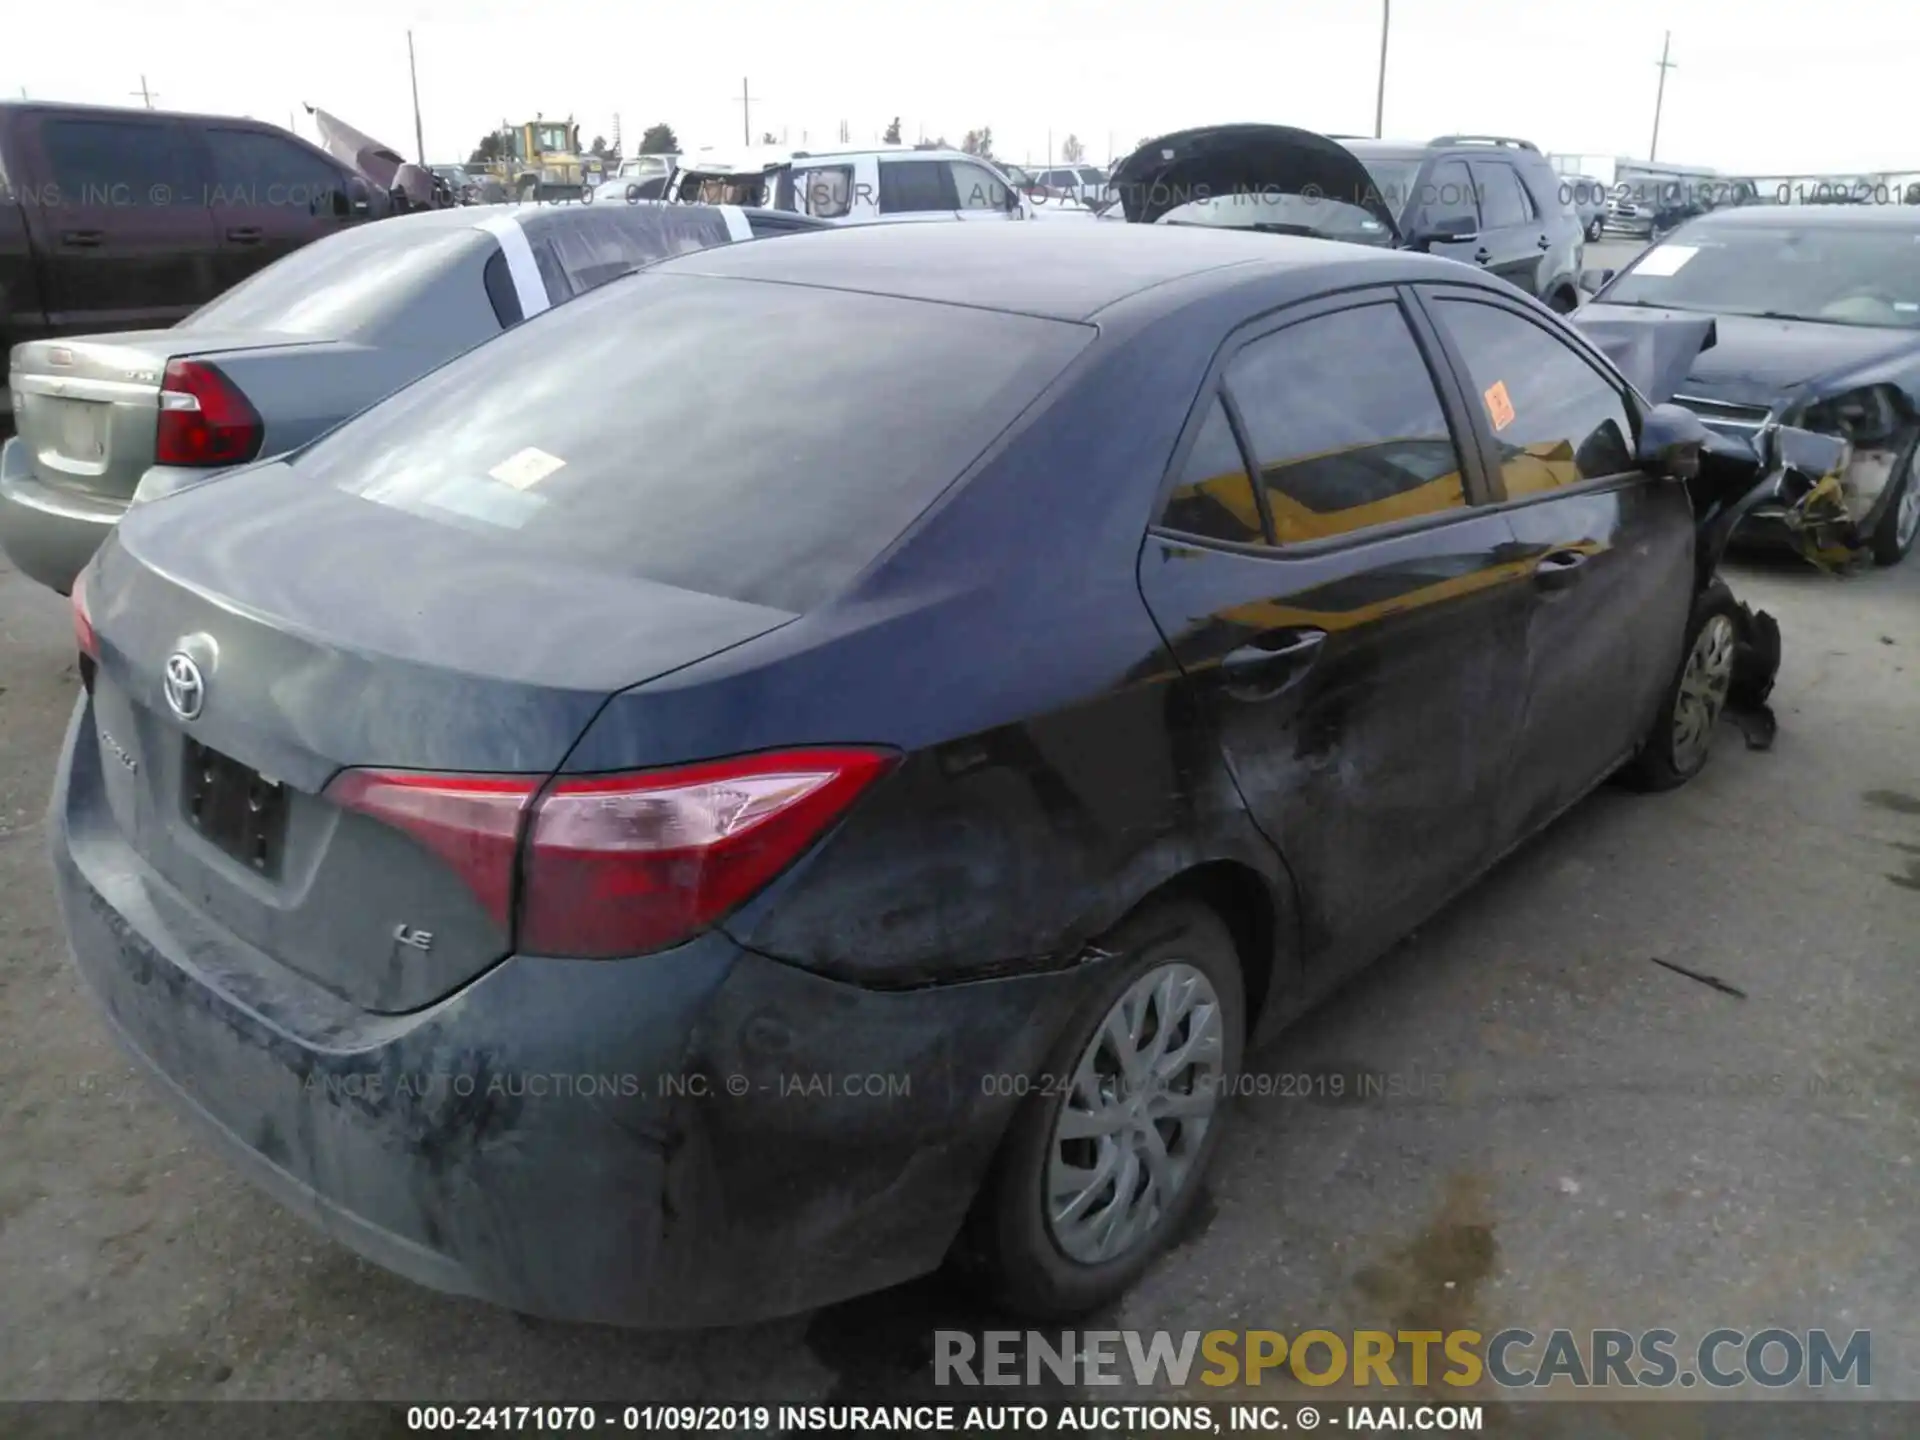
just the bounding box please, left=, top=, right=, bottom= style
left=50, top=696, right=1094, bottom=1327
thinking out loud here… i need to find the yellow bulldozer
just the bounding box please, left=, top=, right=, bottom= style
left=477, top=117, right=599, bottom=202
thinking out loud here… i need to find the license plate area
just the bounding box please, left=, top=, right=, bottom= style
left=181, top=737, right=288, bottom=877
left=52, top=398, right=108, bottom=464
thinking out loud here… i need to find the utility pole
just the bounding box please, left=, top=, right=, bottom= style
left=734, top=77, right=760, bottom=146
left=407, top=30, right=426, bottom=164
left=130, top=75, right=158, bottom=109
left=1649, top=31, right=1676, bottom=162
left=1373, top=0, right=1390, bottom=138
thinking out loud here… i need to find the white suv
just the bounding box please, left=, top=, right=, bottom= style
left=671, top=145, right=1044, bottom=224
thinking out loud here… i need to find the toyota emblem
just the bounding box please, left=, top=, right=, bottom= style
left=163, top=652, right=205, bottom=721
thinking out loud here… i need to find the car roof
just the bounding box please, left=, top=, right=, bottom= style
left=1684, top=203, right=1920, bottom=230
left=297, top=200, right=808, bottom=246
left=0, top=98, right=302, bottom=128
left=1336, top=141, right=1434, bottom=165
left=644, top=219, right=1434, bottom=322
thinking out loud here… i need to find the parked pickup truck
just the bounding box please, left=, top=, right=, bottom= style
left=1, top=100, right=384, bottom=432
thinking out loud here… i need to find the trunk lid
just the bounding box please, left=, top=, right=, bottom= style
left=11, top=332, right=317, bottom=504
left=83, top=464, right=797, bottom=1011
left=1110, top=124, right=1403, bottom=238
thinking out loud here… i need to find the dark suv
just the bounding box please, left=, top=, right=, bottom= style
left=1113, top=127, right=1588, bottom=313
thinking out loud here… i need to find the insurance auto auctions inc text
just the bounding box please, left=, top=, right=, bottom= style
left=936, top=1327, right=1871, bottom=1390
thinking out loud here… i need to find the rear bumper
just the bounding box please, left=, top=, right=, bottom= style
left=0, top=436, right=123, bottom=594
left=51, top=694, right=1091, bottom=1326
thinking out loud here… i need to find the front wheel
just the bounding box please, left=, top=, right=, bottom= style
left=1618, top=581, right=1743, bottom=792
left=1868, top=450, right=1919, bottom=566
left=954, top=898, right=1245, bottom=1318
left=1586, top=216, right=1604, bottom=243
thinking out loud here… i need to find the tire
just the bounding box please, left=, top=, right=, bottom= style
left=1868, top=448, right=1919, bottom=567
left=1546, top=287, right=1578, bottom=315
left=1586, top=217, right=1604, bottom=243
left=1618, top=580, right=1743, bottom=793
left=954, top=898, right=1246, bottom=1318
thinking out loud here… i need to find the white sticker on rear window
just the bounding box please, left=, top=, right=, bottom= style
left=1633, top=245, right=1699, bottom=277
left=488, top=447, right=567, bottom=491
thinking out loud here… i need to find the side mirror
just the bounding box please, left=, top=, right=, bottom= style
left=1637, top=403, right=1710, bottom=480
left=1410, top=219, right=1477, bottom=249
left=1579, top=267, right=1615, bottom=292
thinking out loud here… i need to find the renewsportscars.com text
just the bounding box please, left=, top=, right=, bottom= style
left=935, top=1328, right=1871, bottom=1389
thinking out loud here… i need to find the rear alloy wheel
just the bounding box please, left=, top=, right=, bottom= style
left=1046, top=962, right=1228, bottom=1264
left=956, top=900, right=1244, bottom=1317
left=1586, top=217, right=1604, bottom=243
left=1619, top=581, right=1742, bottom=792
left=1869, top=451, right=1920, bottom=566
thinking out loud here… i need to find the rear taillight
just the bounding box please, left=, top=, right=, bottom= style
left=72, top=569, right=99, bottom=660
left=520, top=748, right=895, bottom=958
left=325, top=748, right=895, bottom=958
left=155, top=359, right=263, bottom=468
left=324, top=771, right=538, bottom=927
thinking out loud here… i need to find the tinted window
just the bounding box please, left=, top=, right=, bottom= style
left=296, top=274, right=1093, bottom=613
left=1470, top=161, right=1531, bottom=228
left=878, top=160, right=954, bottom=213
left=1076, top=168, right=1106, bottom=185
left=204, top=128, right=345, bottom=213
left=183, top=222, right=487, bottom=338
left=1432, top=298, right=1635, bottom=495
left=950, top=162, right=1011, bottom=211
left=482, top=248, right=523, bottom=327
left=1159, top=398, right=1262, bottom=544
left=1226, top=304, right=1465, bottom=544
left=529, top=206, right=736, bottom=298
left=1423, top=159, right=1478, bottom=232
left=38, top=117, right=199, bottom=206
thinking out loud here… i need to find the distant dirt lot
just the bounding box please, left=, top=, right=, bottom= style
left=1, top=533, right=1916, bottom=1407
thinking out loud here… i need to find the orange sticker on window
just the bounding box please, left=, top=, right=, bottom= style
left=1484, top=380, right=1516, bottom=432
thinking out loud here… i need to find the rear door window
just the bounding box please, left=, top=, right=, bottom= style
left=1469, top=160, right=1532, bottom=228
left=295, top=274, right=1094, bottom=613
left=878, top=159, right=957, bottom=213
left=37, top=116, right=202, bottom=207
left=1225, top=302, right=1469, bottom=544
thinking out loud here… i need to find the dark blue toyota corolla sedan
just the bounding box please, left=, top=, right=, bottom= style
left=55, top=220, right=1749, bottom=1327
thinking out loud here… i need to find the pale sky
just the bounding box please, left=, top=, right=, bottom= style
left=7, top=0, right=1916, bottom=176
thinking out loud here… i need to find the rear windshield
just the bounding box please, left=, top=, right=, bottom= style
left=183, top=223, right=484, bottom=339
left=291, top=273, right=1092, bottom=612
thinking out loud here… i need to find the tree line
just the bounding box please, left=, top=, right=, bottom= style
left=468, top=119, right=1140, bottom=168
